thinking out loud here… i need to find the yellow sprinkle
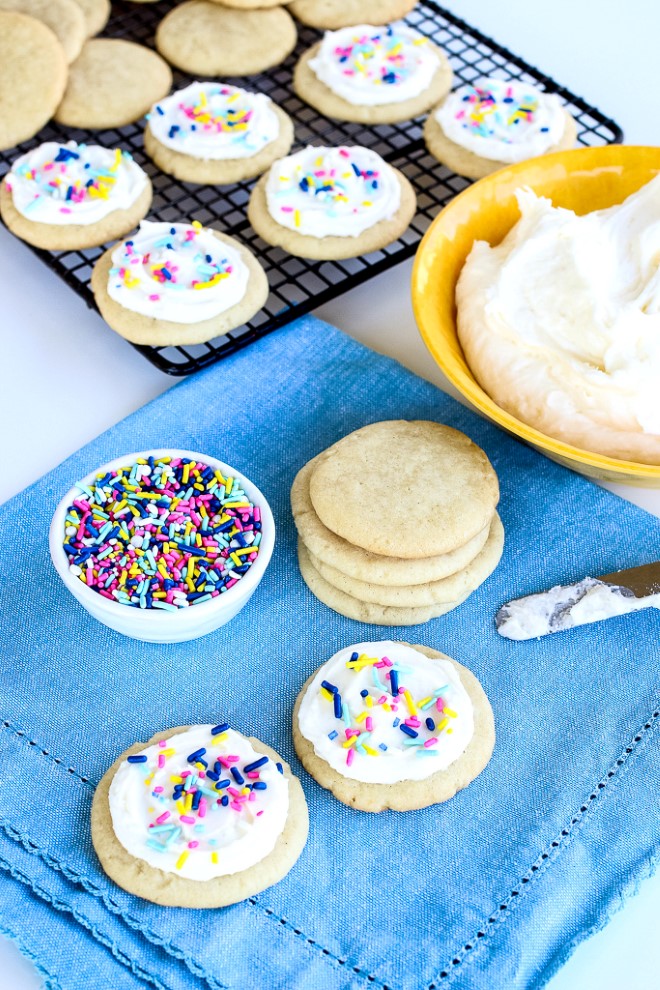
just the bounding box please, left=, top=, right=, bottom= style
left=320, top=687, right=334, bottom=702
left=355, top=711, right=368, bottom=724
left=444, top=707, right=458, bottom=718
left=232, top=546, right=255, bottom=557
left=365, top=696, right=373, bottom=708
left=213, top=732, right=228, bottom=744
left=437, top=717, right=449, bottom=732
left=404, top=690, right=417, bottom=716
left=294, top=209, right=301, bottom=228
left=192, top=220, right=203, bottom=231
left=170, top=775, right=183, bottom=783
left=417, top=696, right=433, bottom=709
left=225, top=477, right=233, bottom=493
left=342, top=736, right=357, bottom=749
left=185, top=792, right=193, bottom=811
left=381, top=702, right=391, bottom=712
left=363, top=745, right=378, bottom=756
left=176, top=799, right=186, bottom=813
left=175, top=851, right=189, bottom=870
left=447, top=728, right=453, bottom=734
left=211, top=852, right=219, bottom=864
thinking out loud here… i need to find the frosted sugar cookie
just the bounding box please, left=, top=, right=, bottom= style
left=145, top=82, right=294, bottom=185
left=308, top=513, right=504, bottom=607
left=248, top=145, right=416, bottom=260
left=91, top=220, right=269, bottom=347
left=0, top=12, right=67, bottom=152
left=294, top=22, right=452, bottom=124
left=156, top=2, right=297, bottom=77
left=424, top=77, right=577, bottom=179
left=55, top=39, right=172, bottom=129
left=72, top=0, right=110, bottom=38
left=289, top=0, right=418, bottom=29
left=309, top=421, right=499, bottom=558
left=291, top=455, right=492, bottom=586
left=0, top=0, right=85, bottom=63
left=293, top=642, right=494, bottom=811
left=92, top=723, right=309, bottom=907
left=0, top=141, right=152, bottom=250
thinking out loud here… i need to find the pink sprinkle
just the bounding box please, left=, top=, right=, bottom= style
left=180, top=815, right=196, bottom=824
left=382, top=657, right=393, bottom=667
left=198, top=799, right=207, bottom=819
left=59, top=207, right=72, bottom=214
left=227, top=786, right=242, bottom=797
left=158, top=740, right=166, bottom=748
left=436, top=698, right=445, bottom=712
left=149, top=294, right=160, bottom=301
left=153, top=786, right=164, bottom=794
left=188, top=840, right=199, bottom=849
left=156, top=811, right=171, bottom=824
left=406, top=717, right=421, bottom=728
left=365, top=717, right=373, bottom=732
left=346, top=749, right=355, bottom=767
left=98, top=589, right=114, bottom=600
left=424, top=738, right=438, bottom=748
left=230, top=801, right=243, bottom=811
left=339, top=148, right=350, bottom=157
left=181, top=770, right=191, bottom=778
left=345, top=728, right=360, bottom=738
left=248, top=791, right=256, bottom=802
left=246, top=771, right=260, bottom=779
left=157, top=754, right=165, bottom=768
left=254, top=507, right=261, bottom=523
left=256, top=810, right=264, bottom=816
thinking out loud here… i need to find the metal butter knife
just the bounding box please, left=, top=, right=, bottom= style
left=495, top=561, right=660, bottom=640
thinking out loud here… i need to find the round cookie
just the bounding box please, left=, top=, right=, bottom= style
left=1, top=141, right=152, bottom=251
left=0, top=12, right=67, bottom=152
left=55, top=39, right=172, bottom=129
left=424, top=79, right=578, bottom=180
left=155, top=2, right=297, bottom=77
left=72, top=0, right=110, bottom=38
left=309, top=421, right=499, bottom=558
left=92, top=724, right=309, bottom=907
left=291, top=456, right=492, bottom=586
left=293, top=641, right=495, bottom=812
left=211, top=0, right=290, bottom=6
left=293, top=26, right=453, bottom=125
left=91, top=221, right=269, bottom=347
left=308, top=512, right=503, bottom=606
left=288, top=0, right=418, bottom=29
left=298, top=540, right=470, bottom=625
left=0, top=0, right=85, bottom=63
left=248, top=145, right=416, bottom=261
left=144, top=82, right=295, bottom=185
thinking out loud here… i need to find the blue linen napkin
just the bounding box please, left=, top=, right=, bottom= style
left=1, top=314, right=658, bottom=990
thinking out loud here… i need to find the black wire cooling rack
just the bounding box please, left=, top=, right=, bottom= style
left=0, top=1, right=622, bottom=376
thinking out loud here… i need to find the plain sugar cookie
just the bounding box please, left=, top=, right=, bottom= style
left=156, top=2, right=297, bottom=77
left=72, top=0, right=110, bottom=38
left=0, top=12, right=67, bottom=151
left=293, top=641, right=495, bottom=812
left=288, top=0, right=418, bottom=29
left=308, top=420, right=499, bottom=558
left=92, top=723, right=309, bottom=907
left=0, top=0, right=85, bottom=63
left=55, top=39, right=172, bottom=129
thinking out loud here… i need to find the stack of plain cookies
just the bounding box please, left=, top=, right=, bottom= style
left=292, top=420, right=504, bottom=625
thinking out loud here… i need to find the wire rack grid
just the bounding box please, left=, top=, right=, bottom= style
left=0, top=0, right=623, bottom=375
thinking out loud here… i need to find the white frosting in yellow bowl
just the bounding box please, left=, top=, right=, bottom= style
left=456, top=174, right=660, bottom=464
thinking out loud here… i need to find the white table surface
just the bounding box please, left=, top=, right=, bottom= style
left=1, top=0, right=658, bottom=986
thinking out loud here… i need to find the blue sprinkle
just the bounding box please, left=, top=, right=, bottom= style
left=321, top=680, right=338, bottom=694
left=252, top=781, right=267, bottom=790
left=360, top=689, right=369, bottom=698
left=127, top=755, right=147, bottom=764
left=187, top=748, right=206, bottom=763
left=221, top=795, right=229, bottom=806
left=230, top=767, right=244, bottom=785
left=390, top=670, right=399, bottom=696
left=215, top=779, right=231, bottom=790
left=400, top=724, right=418, bottom=738
left=426, top=718, right=436, bottom=731
left=393, top=718, right=400, bottom=728
left=276, top=762, right=284, bottom=774
left=333, top=692, right=343, bottom=719
left=378, top=743, right=388, bottom=752
left=328, top=730, right=338, bottom=741
left=243, top=756, right=268, bottom=773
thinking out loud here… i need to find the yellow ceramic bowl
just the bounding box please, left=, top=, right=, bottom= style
left=412, top=145, right=660, bottom=486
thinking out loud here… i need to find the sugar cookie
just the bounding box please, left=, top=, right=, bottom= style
left=308, top=513, right=503, bottom=606
left=291, top=456, right=491, bottom=586
left=91, top=221, right=269, bottom=347
left=92, top=724, right=309, bottom=907
left=1, top=141, right=151, bottom=250
left=293, top=641, right=494, bottom=811
left=0, top=12, right=67, bottom=151
left=156, top=2, right=297, bottom=77
left=294, top=23, right=452, bottom=124
left=144, top=82, right=294, bottom=185
left=424, top=77, right=577, bottom=179
left=248, top=145, right=416, bottom=260
left=309, top=420, right=499, bottom=558
left=288, top=0, right=418, bottom=30
left=55, top=39, right=172, bottom=129
left=72, top=0, right=110, bottom=38
left=0, top=0, right=85, bottom=63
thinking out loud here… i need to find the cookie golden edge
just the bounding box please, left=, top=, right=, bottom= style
left=90, top=229, right=269, bottom=346
left=144, top=104, right=294, bottom=185
left=423, top=104, right=578, bottom=180
left=0, top=175, right=153, bottom=251
left=91, top=726, right=309, bottom=908
left=288, top=0, right=418, bottom=30
left=248, top=167, right=417, bottom=260
left=292, top=645, right=495, bottom=812
left=293, top=40, right=453, bottom=125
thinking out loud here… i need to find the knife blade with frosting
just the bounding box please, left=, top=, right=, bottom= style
left=495, top=561, right=660, bottom=640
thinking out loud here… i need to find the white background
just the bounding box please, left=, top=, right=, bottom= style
left=1, top=0, right=659, bottom=986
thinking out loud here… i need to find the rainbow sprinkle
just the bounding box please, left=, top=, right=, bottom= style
left=61, top=455, right=262, bottom=610
left=109, top=223, right=234, bottom=295
left=330, top=24, right=428, bottom=88
left=11, top=143, right=129, bottom=210
left=454, top=82, right=542, bottom=142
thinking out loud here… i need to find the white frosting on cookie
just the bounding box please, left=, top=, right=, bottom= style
left=308, top=23, right=440, bottom=106
left=297, top=642, right=474, bottom=784
left=5, top=141, right=148, bottom=225
left=456, top=178, right=660, bottom=445
left=148, top=82, right=280, bottom=160
left=265, top=145, right=401, bottom=238
left=107, top=221, right=250, bottom=324
left=109, top=725, right=289, bottom=881
left=435, top=78, right=566, bottom=163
